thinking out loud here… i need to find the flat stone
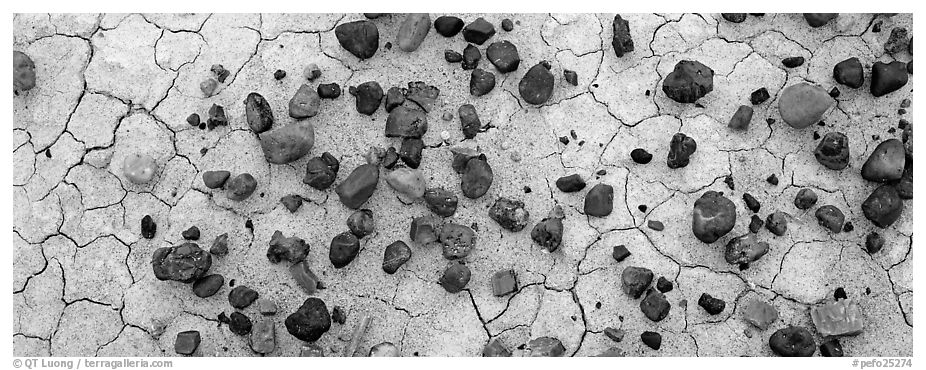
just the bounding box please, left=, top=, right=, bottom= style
left=667, top=133, right=697, bottom=169
left=228, top=285, right=259, bottom=309
left=174, top=330, right=200, bottom=355
left=192, top=274, right=224, bottom=298
left=405, top=81, right=440, bottom=112
left=794, top=188, right=818, bottom=209
left=229, top=312, right=253, bottom=335
left=815, top=132, right=850, bottom=170
left=300, top=343, right=325, bottom=357
left=434, top=16, right=463, bottom=37
left=555, top=174, right=586, bottom=192
left=303, top=152, right=340, bottom=190
left=811, top=299, right=864, bottom=337
left=621, top=266, right=653, bottom=299
left=383, top=240, right=412, bottom=274
left=439, top=223, right=476, bottom=260
left=385, top=106, right=428, bottom=138
left=640, top=288, right=671, bottom=321
left=742, top=299, right=778, bottom=330
left=584, top=183, right=614, bottom=217
left=285, top=297, right=331, bottom=342
left=396, top=13, right=430, bottom=52
left=462, top=17, right=495, bottom=45
left=386, top=167, right=427, bottom=201
left=152, top=242, right=212, bottom=283
left=779, top=83, right=834, bottom=129
left=210, top=233, right=229, bottom=256
left=862, top=184, right=904, bottom=228
left=347, top=209, right=375, bottom=238
left=518, top=62, right=554, bottom=105
left=470, top=68, right=496, bottom=96
left=604, top=327, right=625, bottom=342
left=728, top=105, right=753, bottom=130
left=488, top=197, right=530, bottom=232
left=329, top=231, right=360, bottom=268
left=482, top=339, right=511, bottom=357
left=815, top=205, right=845, bottom=233
left=259, top=123, right=315, bottom=164
left=769, top=326, right=816, bottom=357
left=226, top=173, right=257, bottom=201
left=691, top=191, right=736, bottom=244
left=335, top=20, right=379, bottom=60
left=290, top=261, right=322, bottom=295
left=257, top=299, right=277, bottom=315
left=461, top=157, right=493, bottom=199
left=267, top=230, right=309, bottom=264
left=724, top=233, right=769, bottom=266
left=410, top=215, right=441, bottom=244
left=280, top=194, right=303, bottom=212
left=526, top=337, right=565, bottom=357
left=611, top=15, right=634, bottom=57
left=245, top=92, right=274, bottom=133
left=249, top=320, right=276, bottom=354
left=833, top=57, right=864, bottom=89
left=491, top=269, right=518, bottom=296
left=439, top=261, right=471, bottom=293
left=662, top=60, right=714, bottom=103
left=641, top=331, right=662, bottom=350
left=202, top=170, right=230, bottom=189
left=352, top=81, right=384, bottom=115
left=862, top=139, right=905, bottom=182
left=486, top=40, right=520, bottom=73
left=871, top=61, right=908, bottom=97
left=288, top=84, right=321, bottom=119
left=335, top=164, right=379, bottom=209
left=458, top=104, right=481, bottom=139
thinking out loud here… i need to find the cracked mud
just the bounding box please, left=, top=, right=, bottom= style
left=13, top=13, right=913, bottom=357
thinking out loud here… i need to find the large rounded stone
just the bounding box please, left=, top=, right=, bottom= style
left=486, top=40, right=521, bottom=73
left=833, top=57, right=864, bottom=89
left=621, top=266, right=654, bottom=299
left=13, top=51, right=36, bottom=92
left=285, top=297, right=331, bottom=342
left=288, top=84, right=321, bottom=119
left=244, top=92, right=274, bottom=133
left=662, top=60, right=714, bottom=103
left=488, top=197, right=530, bottom=232
left=226, top=173, right=257, bottom=201
left=335, top=21, right=379, bottom=60
left=260, top=124, right=315, bottom=164
left=862, top=185, right=904, bottom=228
left=303, top=152, right=340, bottom=190
left=815, top=205, right=845, bottom=233
left=778, top=83, right=834, bottom=129
left=518, top=62, right=554, bottom=105
left=691, top=191, right=736, bottom=244
left=329, top=231, right=360, bottom=268
left=461, top=157, right=493, bottom=199
left=870, top=61, right=909, bottom=97
left=584, top=183, right=614, bottom=217
left=335, top=164, right=379, bottom=209
left=439, top=261, right=471, bottom=293
left=814, top=132, right=850, bottom=170
left=433, top=16, right=464, bottom=37
left=202, top=170, right=230, bottom=189
left=385, top=106, right=428, bottom=138
left=861, top=139, right=905, bottom=182
left=352, top=81, right=384, bottom=115
left=769, top=326, right=816, bottom=357
left=152, top=243, right=212, bottom=283
left=396, top=13, right=431, bottom=52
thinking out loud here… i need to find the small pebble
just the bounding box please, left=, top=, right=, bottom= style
left=273, top=69, right=286, bottom=80
left=612, top=245, right=631, bottom=262
left=647, top=220, right=665, bottom=231
left=303, top=63, right=321, bottom=80
left=641, top=331, right=662, bottom=350
left=141, top=215, right=157, bottom=239
left=766, top=174, right=779, bottom=185
left=563, top=69, right=578, bottom=86
left=186, top=113, right=200, bottom=127
left=656, top=276, right=673, bottom=293
left=501, top=18, right=514, bottom=32
left=182, top=226, right=201, bottom=240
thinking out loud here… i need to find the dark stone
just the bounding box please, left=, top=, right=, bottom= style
left=830, top=87, right=841, bottom=98
left=862, top=139, right=905, bottom=182
left=385, top=106, right=428, bottom=138
left=489, top=197, right=530, bottom=232
left=820, top=339, right=844, bottom=357
left=352, top=81, right=384, bottom=115
left=186, top=113, right=200, bottom=127
left=584, top=183, right=614, bottom=217
left=742, top=193, right=761, bottom=213
left=174, top=331, right=200, bottom=355
left=384, top=87, right=405, bottom=113
left=273, top=69, right=286, bottom=80
left=331, top=306, right=347, bottom=325
left=434, top=16, right=464, bottom=37
left=611, top=15, right=634, bottom=57
left=335, top=164, right=379, bottom=209
left=871, top=61, right=909, bottom=97
left=410, top=215, right=441, bottom=244
left=491, top=269, right=518, bottom=296
left=141, top=215, right=157, bottom=239
left=482, top=339, right=511, bottom=357
left=458, top=104, right=481, bottom=139
left=444, top=49, right=463, bottom=63
left=226, top=173, right=257, bottom=201
left=748, top=214, right=763, bottom=233
left=612, top=245, right=631, bottom=262
left=662, top=60, right=714, bottom=103
left=531, top=216, right=564, bottom=252
left=382, top=147, right=399, bottom=169
left=555, top=174, right=586, bottom=192
left=303, top=152, right=340, bottom=190
left=765, top=211, right=788, bottom=236
left=244, top=92, right=274, bottom=133
left=383, top=241, right=412, bottom=274
left=667, top=133, right=697, bottom=169
left=833, top=57, right=864, bottom=88
left=722, top=13, right=747, bottom=23
left=794, top=188, right=818, bottom=209
left=13, top=51, right=36, bottom=92
left=203, top=171, right=231, bottom=189
left=621, top=266, right=653, bottom=298
left=260, top=124, right=315, bottom=164
left=724, top=234, right=770, bottom=266
left=405, top=81, right=440, bottom=111
left=862, top=185, right=904, bottom=228
left=439, top=223, right=476, bottom=260
left=280, top=194, right=303, bottom=212
left=439, top=262, right=471, bottom=293
left=486, top=41, right=521, bottom=73
left=501, top=19, right=514, bottom=32
left=192, top=274, right=224, bottom=298
left=692, top=191, right=736, bottom=244
left=152, top=242, right=212, bottom=283
left=769, top=326, right=816, bottom=357
left=834, top=287, right=848, bottom=300
left=782, top=56, right=805, bottom=68
left=335, top=20, right=379, bottom=60
left=907, top=60, right=912, bottom=74
left=461, top=157, right=493, bottom=199
left=285, top=297, right=331, bottom=342
left=698, top=293, right=726, bottom=315
left=803, top=13, right=837, bottom=28
left=468, top=68, right=498, bottom=97
left=462, top=17, right=495, bottom=45
left=211, top=64, right=230, bottom=83
left=604, top=327, right=625, bottom=343
left=656, top=277, right=673, bottom=293
left=450, top=147, right=479, bottom=174
left=180, top=226, right=200, bottom=241
left=767, top=174, right=779, bottom=185
left=210, top=233, right=229, bottom=256
left=329, top=231, right=360, bottom=268
left=462, top=44, right=481, bottom=70
left=814, top=132, right=850, bottom=170
left=345, top=209, right=375, bottom=238
left=204, top=104, right=228, bottom=130
left=267, top=231, right=309, bottom=264
left=317, top=83, right=341, bottom=99
left=424, top=187, right=458, bottom=217
left=641, top=331, right=662, bottom=350
left=884, top=27, right=909, bottom=54
left=228, top=312, right=253, bottom=335
left=290, top=261, right=322, bottom=294
left=750, top=88, right=770, bottom=105
left=647, top=220, right=664, bottom=231
left=563, top=69, right=578, bottom=86
left=815, top=205, right=845, bottom=233
left=630, top=148, right=653, bottom=164
left=865, top=232, right=885, bottom=254
left=228, top=285, right=259, bottom=309
left=640, top=289, right=671, bottom=321
left=398, top=138, right=424, bottom=168
left=527, top=337, right=566, bottom=357
left=518, top=62, right=555, bottom=105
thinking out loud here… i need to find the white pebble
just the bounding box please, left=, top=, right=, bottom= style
left=440, top=130, right=451, bottom=142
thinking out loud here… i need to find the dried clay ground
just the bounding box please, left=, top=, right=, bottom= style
left=12, top=13, right=913, bottom=357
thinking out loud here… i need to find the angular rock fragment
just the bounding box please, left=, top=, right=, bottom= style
left=531, top=206, right=565, bottom=252
left=396, top=13, right=431, bottom=52
left=751, top=88, right=770, bottom=105
left=347, top=209, right=376, bottom=238
left=666, top=133, right=697, bottom=169
left=527, top=337, right=566, bottom=357
left=656, top=277, right=673, bottom=293
left=491, top=269, right=518, bottom=296
left=280, top=194, right=303, bottom=212
left=724, top=234, right=769, bottom=266
left=207, top=104, right=228, bottom=129
left=742, top=299, right=778, bottom=330
left=462, top=17, right=495, bottom=45
left=833, top=57, right=863, bottom=89
left=662, top=60, right=714, bottom=103
left=584, top=183, right=614, bottom=217
left=444, top=49, right=463, bottom=63
left=245, top=92, right=274, bottom=133
left=814, top=132, right=850, bottom=170
left=335, top=164, right=379, bottom=209
left=871, top=61, right=908, bottom=97
left=335, top=21, right=379, bottom=60
left=461, top=156, right=493, bottom=199
left=260, top=124, right=315, bottom=164
left=329, top=231, right=361, bottom=268
left=884, top=27, right=909, bottom=54
left=641, top=332, right=662, bottom=350
left=462, top=44, right=481, bottom=70
left=518, top=62, right=555, bottom=105
left=640, top=288, right=671, bottom=321
left=486, top=40, right=520, bottom=73
left=439, top=261, right=471, bottom=293
left=405, top=81, right=440, bottom=112
left=621, top=266, right=653, bottom=298
left=285, top=297, right=331, bottom=342
left=203, top=170, right=231, bottom=189
left=181, top=226, right=200, bottom=241
left=692, top=191, right=736, bottom=243
left=779, top=83, right=834, bottom=129
left=383, top=241, right=411, bottom=274
left=258, top=299, right=277, bottom=316
left=815, top=205, right=845, bottom=233
left=423, top=187, right=458, bottom=217
left=434, top=16, right=464, bottom=37
left=229, top=285, right=259, bottom=309
left=803, top=13, right=837, bottom=28
left=398, top=138, right=424, bottom=168
left=210, top=233, right=229, bottom=256
left=482, top=339, right=511, bottom=357
left=352, top=81, right=384, bottom=115
left=192, top=274, right=224, bottom=298
left=226, top=173, right=257, bottom=201
left=290, top=261, right=323, bottom=294
left=410, top=215, right=441, bottom=244
left=862, top=185, right=904, bottom=228
left=152, top=243, right=212, bottom=283
left=811, top=299, right=864, bottom=337
left=698, top=293, right=726, bottom=315
left=470, top=68, right=496, bottom=96
left=303, top=152, right=340, bottom=190
left=861, top=139, right=905, bottom=182
left=174, top=330, right=201, bottom=355
left=612, top=245, right=631, bottom=262
left=385, top=87, right=405, bottom=113
left=488, top=197, right=530, bottom=231
left=458, top=104, right=481, bottom=139
left=820, top=339, right=844, bottom=357
left=267, top=231, right=309, bottom=264
left=865, top=232, right=884, bottom=254
left=611, top=15, right=634, bottom=57
left=288, top=85, right=321, bottom=119
left=386, top=106, right=428, bottom=138
left=728, top=105, right=753, bottom=130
